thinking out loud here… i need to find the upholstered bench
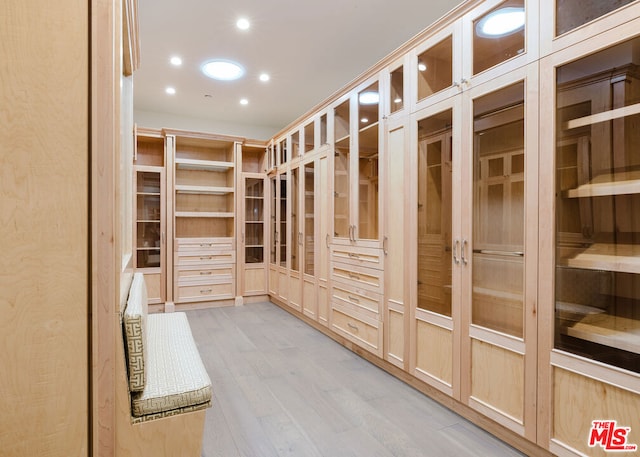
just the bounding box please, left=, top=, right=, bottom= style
left=116, top=272, right=212, bottom=456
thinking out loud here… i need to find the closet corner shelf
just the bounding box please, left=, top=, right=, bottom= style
left=559, top=243, right=640, bottom=274
left=175, top=185, right=233, bottom=195
left=565, top=170, right=640, bottom=198
left=565, top=314, right=640, bottom=355
left=175, top=158, right=234, bottom=171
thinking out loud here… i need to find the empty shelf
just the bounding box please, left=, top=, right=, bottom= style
left=565, top=170, right=640, bottom=198
left=565, top=313, right=640, bottom=354
left=559, top=243, right=640, bottom=274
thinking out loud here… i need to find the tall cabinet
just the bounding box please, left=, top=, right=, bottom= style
left=134, top=128, right=168, bottom=307
left=166, top=130, right=241, bottom=307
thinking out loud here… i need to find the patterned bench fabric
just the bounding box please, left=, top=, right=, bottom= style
left=131, top=312, right=213, bottom=418
left=123, top=273, right=148, bottom=392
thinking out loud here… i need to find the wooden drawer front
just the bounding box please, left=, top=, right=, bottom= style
left=331, top=245, right=383, bottom=270
left=177, top=281, right=234, bottom=302
left=176, top=237, right=234, bottom=253
left=176, top=250, right=235, bottom=266
left=331, top=305, right=382, bottom=355
left=331, top=262, right=383, bottom=293
left=177, top=265, right=234, bottom=282
left=332, top=281, right=381, bottom=317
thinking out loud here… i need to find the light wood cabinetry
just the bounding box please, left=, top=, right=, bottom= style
left=165, top=131, right=241, bottom=306
left=238, top=142, right=268, bottom=298
left=134, top=128, right=167, bottom=307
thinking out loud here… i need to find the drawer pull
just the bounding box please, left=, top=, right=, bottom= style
left=200, top=256, right=213, bottom=260
left=347, top=323, right=359, bottom=331
left=349, top=273, right=360, bottom=280
left=199, top=271, right=213, bottom=275
left=348, top=295, right=360, bottom=303
left=348, top=253, right=360, bottom=259
left=200, top=288, right=213, bottom=294
left=200, top=243, right=213, bottom=247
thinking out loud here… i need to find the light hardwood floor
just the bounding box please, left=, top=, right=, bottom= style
left=187, top=302, right=525, bottom=457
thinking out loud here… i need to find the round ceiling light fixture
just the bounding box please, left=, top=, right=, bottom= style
left=476, top=7, right=525, bottom=38
left=359, top=91, right=379, bottom=105
left=240, top=98, right=249, bottom=105
left=170, top=56, right=182, bottom=66
left=259, top=73, right=270, bottom=82
left=165, top=86, right=176, bottom=95
left=201, top=59, right=245, bottom=81
left=236, top=18, right=250, bottom=30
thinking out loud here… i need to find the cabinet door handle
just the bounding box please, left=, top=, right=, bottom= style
left=299, top=232, right=303, bottom=245
left=461, top=239, right=468, bottom=265
left=348, top=225, right=353, bottom=242
left=453, top=239, right=460, bottom=264
left=161, top=232, right=165, bottom=244
left=326, top=233, right=330, bottom=248
left=242, top=233, right=245, bottom=244
left=383, top=236, right=388, bottom=256
left=348, top=295, right=360, bottom=303
left=274, top=231, right=278, bottom=244
left=347, top=323, right=359, bottom=331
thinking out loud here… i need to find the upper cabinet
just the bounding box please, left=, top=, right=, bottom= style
left=333, top=80, right=382, bottom=246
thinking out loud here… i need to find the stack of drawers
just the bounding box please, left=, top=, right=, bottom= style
left=174, top=238, right=235, bottom=303
left=330, top=245, right=384, bottom=356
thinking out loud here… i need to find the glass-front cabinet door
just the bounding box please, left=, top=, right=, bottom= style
left=244, top=178, right=264, bottom=264
left=332, top=81, right=381, bottom=245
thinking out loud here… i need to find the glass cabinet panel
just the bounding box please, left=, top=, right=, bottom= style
left=556, top=0, right=635, bottom=36
left=304, top=122, right=315, bottom=153
left=473, top=0, right=525, bottom=75
left=135, top=171, right=161, bottom=269
left=320, top=114, right=327, bottom=146
left=358, top=82, right=380, bottom=240
left=270, top=176, right=277, bottom=265
left=291, top=168, right=299, bottom=272
left=555, top=37, right=640, bottom=374
left=417, top=110, right=453, bottom=316
left=390, top=65, right=404, bottom=113
left=417, top=36, right=453, bottom=101
left=305, top=162, right=315, bottom=276
left=280, top=175, right=287, bottom=267
left=291, top=131, right=300, bottom=160
left=334, top=100, right=351, bottom=238
left=245, top=178, right=264, bottom=263
left=279, top=139, right=288, bottom=165
left=472, top=82, right=525, bottom=338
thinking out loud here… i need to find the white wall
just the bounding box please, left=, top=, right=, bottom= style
left=134, top=109, right=279, bottom=141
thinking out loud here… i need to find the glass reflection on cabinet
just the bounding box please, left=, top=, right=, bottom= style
left=280, top=175, right=287, bottom=267
left=390, top=66, right=404, bottom=113
left=417, top=36, right=453, bottom=101
left=417, top=110, right=453, bottom=316
left=334, top=100, right=350, bottom=238
left=473, top=0, right=525, bottom=75
left=270, top=177, right=277, bottom=265
left=555, top=37, right=640, bottom=374
left=245, top=178, right=264, bottom=264
left=305, top=162, right=315, bottom=276
left=472, top=82, right=525, bottom=338
left=556, top=0, right=634, bottom=36
left=358, top=82, right=379, bottom=240
left=291, top=168, right=299, bottom=272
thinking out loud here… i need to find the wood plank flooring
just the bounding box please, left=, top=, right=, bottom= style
left=187, top=302, right=525, bottom=457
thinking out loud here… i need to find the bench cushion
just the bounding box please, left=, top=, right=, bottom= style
left=123, top=273, right=148, bottom=392
left=131, top=312, right=213, bottom=418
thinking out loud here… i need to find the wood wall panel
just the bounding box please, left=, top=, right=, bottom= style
left=471, top=339, right=524, bottom=422
left=416, top=320, right=453, bottom=386
left=553, top=367, right=640, bottom=457
left=0, top=0, right=89, bottom=454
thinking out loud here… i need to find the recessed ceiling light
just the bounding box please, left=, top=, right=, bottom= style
left=170, top=56, right=182, bottom=66
left=259, top=73, right=270, bottom=82
left=165, top=87, right=176, bottom=95
left=237, top=18, right=250, bottom=30
left=359, top=91, right=379, bottom=105
left=201, top=60, right=245, bottom=81
left=476, top=7, right=525, bottom=37
left=418, top=62, right=427, bottom=72
left=240, top=98, right=249, bottom=105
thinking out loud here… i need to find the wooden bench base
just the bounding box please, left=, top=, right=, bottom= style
left=115, top=333, right=206, bottom=457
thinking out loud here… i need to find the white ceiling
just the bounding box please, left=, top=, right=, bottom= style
left=134, top=0, right=465, bottom=138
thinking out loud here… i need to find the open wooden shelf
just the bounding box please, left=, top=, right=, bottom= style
left=559, top=243, right=640, bottom=274
left=565, top=170, right=640, bottom=198
left=175, top=185, right=233, bottom=195
left=565, top=313, right=640, bottom=354
left=175, top=211, right=234, bottom=218
left=175, top=158, right=234, bottom=171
